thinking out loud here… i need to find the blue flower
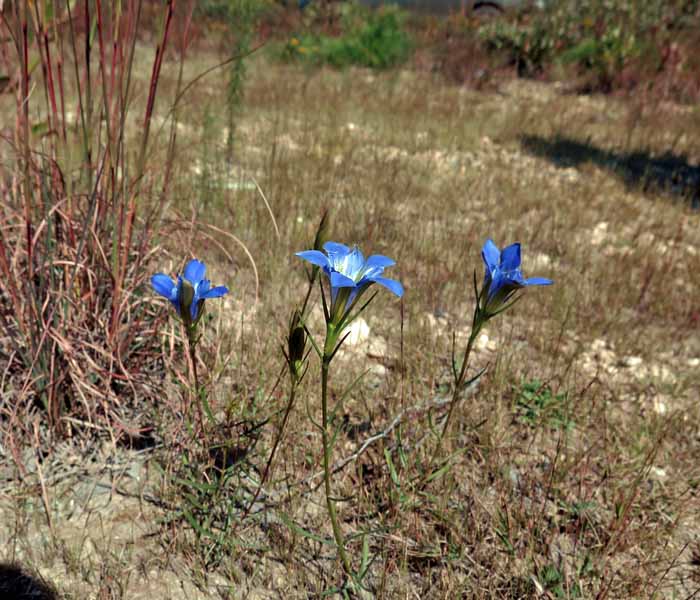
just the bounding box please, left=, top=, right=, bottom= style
left=151, top=259, right=229, bottom=325
left=296, top=242, right=403, bottom=323
left=480, top=239, right=552, bottom=316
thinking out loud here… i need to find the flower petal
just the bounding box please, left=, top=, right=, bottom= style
left=372, top=276, right=404, bottom=298
left=481, top=239, right=501, bottom=271
left=523, top=276, right=553, bottom=286
left=487, top=270, right=512, bottom=299
left=330, top=271, right=357, bottom=289
left=296, top=250, right=330, bottom=269
left=173, top=276, right=184, bottom=314
left=151, top=273, right=176, bottom=299
left=184, top=259, right=206, bottom=284
left=507, top=268, right=525, bottom=286
left=196, top=279, right=211, bottom=298
left=365, top=254, right=395, bottom=269
left=323, top=242, right=350, bottom=257
left=500, top=243, right=521, bottom=271
left=339, top=246, right=365, bottom=279
left=190, top=299, right=200, bottom=322
left=201, top=285, right=229, bottom=298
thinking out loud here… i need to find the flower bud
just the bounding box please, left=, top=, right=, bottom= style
left=313, top=209, right=330, bottom=252
left=287, top=310, right=307, bottom=383
left=179, top=278, right=196, bottom=326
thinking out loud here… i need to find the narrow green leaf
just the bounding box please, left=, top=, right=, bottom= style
left=384, top=448, right=401, bottom=488
left=278, top=512, right=334, bottom=545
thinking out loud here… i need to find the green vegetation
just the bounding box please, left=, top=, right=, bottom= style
left=284, top=4, right=412, bottom=69
left=515, top=379, right=574, bottom=431
left=477, top=0, right=700, bottom=94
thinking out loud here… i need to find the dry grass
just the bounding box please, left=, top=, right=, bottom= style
left=1, top=31, right=699, bottom=599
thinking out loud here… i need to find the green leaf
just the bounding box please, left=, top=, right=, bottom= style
left=200, top=388, right=217, bottom=424
left=183, top=508, right=208, bottom=536
left=174, top=476, right=217, bottom=494
left=425, top=460, right=453, bottom=484
left=384, top=448, right=401, bottom=488
left=278, top=512, right=334, bottom=545
left=359, top=533, right=371, bottom=579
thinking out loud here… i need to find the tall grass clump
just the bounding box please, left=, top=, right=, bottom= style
left=0, top=1, right=194, bottom=440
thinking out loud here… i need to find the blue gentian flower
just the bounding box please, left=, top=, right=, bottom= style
left=480, top=239, right=552, bottom=317
left=151, top=259, right=228, bottom=325
left=296, top=242, right=403, bottom=324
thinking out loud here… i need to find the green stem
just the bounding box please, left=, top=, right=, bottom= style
left=186, top=325, right=203, bottom=434
left=321, top=351, right=353, bottom=577
left=428, top=310, right=483, bottom=468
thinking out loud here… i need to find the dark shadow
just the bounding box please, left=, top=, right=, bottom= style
left=116, top=426, right=158, bottom=451
left=520, top=134, right=700, bottom=209
left=0, top=563, right=58, bottom=600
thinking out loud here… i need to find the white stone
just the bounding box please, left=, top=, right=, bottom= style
left=622, top=356, right=644, bottom=368
left=190, top=160, right=203, bottom=176
left=590, top=338, right=608, bottom=352
left=653, top=397, right=668, bottom=415
left=531, top=252, right=552, bottom=269
left=344, top=317, right=371, bottom=346
left=591, top=222, right=608, bottom=246
left=650, top=466, right=667, bottom=479
left=369, top=364, right=388, bottom=378
left=475, top=332, right=497, bottom=352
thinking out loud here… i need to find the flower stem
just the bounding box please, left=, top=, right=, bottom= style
left=428, top=310, right=483, bottom=469
left=185, top=325, right=203, bottom=434
left=321, top=353, right=353, bottom=577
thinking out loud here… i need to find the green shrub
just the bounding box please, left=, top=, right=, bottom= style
left=195, top=0, right=272, bottom=20
left=285, top=3, right=412, bottom=69
left=478, top=0, right=699, bottom=90
left=479, top=18, right=554, bottom=76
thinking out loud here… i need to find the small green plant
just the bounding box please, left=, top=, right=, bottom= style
left=167, top=443, right=257, bottom=569
left=535, top=562, right=583, bottom=598
left=515, top=379, right=574, bottom=431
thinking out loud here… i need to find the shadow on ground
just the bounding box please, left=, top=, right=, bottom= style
left=520, top=134, right=700, bottom=209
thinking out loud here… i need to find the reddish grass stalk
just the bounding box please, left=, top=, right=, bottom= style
left=17, top=1, right=33, bottom=289
left=1, top=0, right=185, bottom=433
left=137, top=0, right=175, bottom=179
left=111, top=0, right=175, bottom=347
